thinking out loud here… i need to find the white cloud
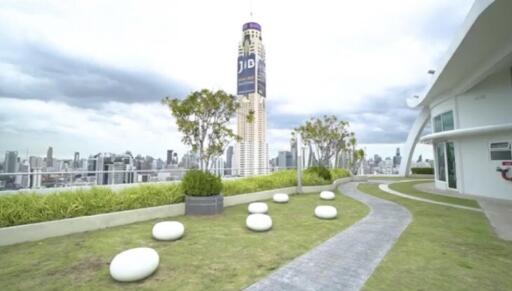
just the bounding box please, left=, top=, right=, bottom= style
left=0, top=0, right=475, bottom=159
left=0, top=98, right=185, bottom=159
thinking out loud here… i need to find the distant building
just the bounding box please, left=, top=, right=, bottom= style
left=166, top=150, right=174, bottom=166
left=393, top=148, right=402, bottom=168
left=225, top=146, right=234, bottom=175
left=46, top=146, right=53, bottom=168
left=4, top=151, right=18, bottom=173
left=29, top=156, right=44, bottom=169
left=277, top=151, right=293, bottom=170
left=73, top=152, right=80, bottom=169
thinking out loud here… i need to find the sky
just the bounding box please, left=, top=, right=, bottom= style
left=0, top=0, right=475, bottom=161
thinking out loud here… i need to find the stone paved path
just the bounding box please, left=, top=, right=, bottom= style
left=245, top=182, right=411, bottom=291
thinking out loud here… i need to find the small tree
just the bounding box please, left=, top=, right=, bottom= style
left=162, top=89, right=240, bottom=171
left=295, top=115, right=351, bottom=168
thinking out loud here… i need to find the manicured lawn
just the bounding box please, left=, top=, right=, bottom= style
left=359, top=183, right=512, bottom=291
left=0, top=191, right=368, bottom=291
left=388, top=180, right=480, bottom=208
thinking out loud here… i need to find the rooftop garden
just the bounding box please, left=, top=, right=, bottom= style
left=0, top=190, right=368, bottom=290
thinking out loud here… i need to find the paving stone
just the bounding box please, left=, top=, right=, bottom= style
left=245, top=182, right=411, bottom=291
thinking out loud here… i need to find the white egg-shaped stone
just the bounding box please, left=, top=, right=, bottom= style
left=273, top=193, right=289, bottom=203
left=315, top=205, right=337, bottom=219
left=320, top=191, right=336, bottom=200
left=248, top=202, right=268, bottom=214
left=109, top=247, right=159, bottom=282
left=152, top=221, right=185, bottom=241
left=246, top=214, right=273, bottom=232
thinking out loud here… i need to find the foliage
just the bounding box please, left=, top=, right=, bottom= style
left=181, top=170, right=223, bottom=196
left=0, top=169, right=351, bottom=227
left=295, top=115, right=349, bottom=167
left=162, top=89, right=240, bottom=170
left=0, top=184, right=183, bottom=227
left=305, top=166, right=332, bottom=181
left=411, top=167, right=434, bottom=175
left=330, top=168, right=350, bottom=180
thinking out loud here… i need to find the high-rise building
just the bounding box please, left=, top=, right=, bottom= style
left=277, top=151, right=293, bottom=170
left=46, top=146, right=53, bottom=168
left=393, top=147, right=401, bottom=168
left=73, top=152, right=80, bottom=169
left=225, top=146, right=234, bottom=175
left=4, top=151, right=18, bottom=173
left=235, top=22, right=268, bottom=177
left=166, top=150, right=174, bottom=166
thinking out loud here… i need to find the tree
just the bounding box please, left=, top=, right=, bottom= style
left=295, top=115, right=351, bottom=168
left=162, top=89, right=240, bottom=171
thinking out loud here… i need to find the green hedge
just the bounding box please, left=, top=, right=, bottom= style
left=411, top=167, right=434, bottom=175
left=181, top=170, right=222, bottom=196
left=0, top=168, right=350, bottom=227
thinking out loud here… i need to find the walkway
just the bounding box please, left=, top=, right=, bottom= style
left=415, top=182, right=512, bottom=241
left=379, top=184, right=482, bottom=212
left=245, top=182, right=412, bottom=291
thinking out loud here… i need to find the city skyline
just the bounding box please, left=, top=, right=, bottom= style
left=0, top=1, right=469, bottom=163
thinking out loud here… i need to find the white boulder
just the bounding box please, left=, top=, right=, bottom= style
left=246, top=214, right=273, bottom=232
left=315, top=205, right=338, bottom=219
left=152, top=221, right=184, bottom=241
left=273, top=193, right=289, bottom=203
left=320, top=191, right=336, bottom=200
left=109, top=247, right=159, bottom=282
left=248, top=202, right=268, bottom=214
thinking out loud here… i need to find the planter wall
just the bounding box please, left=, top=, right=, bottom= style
left=185, top=195, right=223, bottom=215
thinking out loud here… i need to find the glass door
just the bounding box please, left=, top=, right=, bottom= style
left=446, top=142, right=457, bottom=189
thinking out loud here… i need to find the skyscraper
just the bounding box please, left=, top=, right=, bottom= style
left=4, top=151, right=18, bottom=173
left=73, top=152, right=80, bottom=169
left=46, top=146, right=53, bottom=168
left=235, top=22, right=268, bottom=177
left=166, top=150, right=174, bottom=166
left=225, top=145, right=234, bottom=175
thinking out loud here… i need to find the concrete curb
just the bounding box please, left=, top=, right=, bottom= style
left=0, top=177, right=353, bottom=247
left=379, top=184, right=482, bottom=212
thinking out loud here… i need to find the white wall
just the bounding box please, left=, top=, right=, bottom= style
left=457, top=68, right=512, bottom=129
left=457, top=132, right=512, bottom=199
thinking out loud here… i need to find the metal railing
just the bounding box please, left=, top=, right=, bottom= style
left=0, top=166, right=298, bottom=193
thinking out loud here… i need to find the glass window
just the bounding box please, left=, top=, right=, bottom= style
left=442, top=111, right=454, bottom=131
left=433, top=110, right=454, bottom=132
left=436, top=142, right=446, bottom=181
left=434, top=115, right=442, bottom=132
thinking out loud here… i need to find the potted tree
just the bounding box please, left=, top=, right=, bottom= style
left=182, top=169, right=223, bottom=215
left=162, top=89, right=241, bottom=215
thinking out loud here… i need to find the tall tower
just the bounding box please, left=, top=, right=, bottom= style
left=235, top=22, right=268, bottom=177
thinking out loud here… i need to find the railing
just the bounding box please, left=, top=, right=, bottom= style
left=0, top=166, right=298, bottom=193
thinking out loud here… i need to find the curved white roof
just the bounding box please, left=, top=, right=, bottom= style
left=408, top=0, right=512, bottom=108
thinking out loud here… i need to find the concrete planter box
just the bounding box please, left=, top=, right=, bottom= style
left=185, top=195, right=224, bottom=215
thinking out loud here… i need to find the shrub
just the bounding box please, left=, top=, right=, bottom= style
left=330, top=168, right=350, bottom=180
left=223, top=170, right=296, bottom=196
left=411, top=167, right=434, bottom=175
left=305, top=166, right=332, bottom=181
left=181, top=170, right=223, bottom=196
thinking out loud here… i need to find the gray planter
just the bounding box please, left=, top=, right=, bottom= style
left=185, top=195, right=224, bottom=216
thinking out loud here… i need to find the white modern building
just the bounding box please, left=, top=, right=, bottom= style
left=401, top=0, right=512, bottom=200
left=235, top=22, right=268, bottom=177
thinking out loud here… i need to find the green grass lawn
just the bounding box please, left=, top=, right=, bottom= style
left=358, top=183, right=512, bottom=291
left=388, top=180, right=480, bottom=208
left=0, top=191, right=368, bottom=291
